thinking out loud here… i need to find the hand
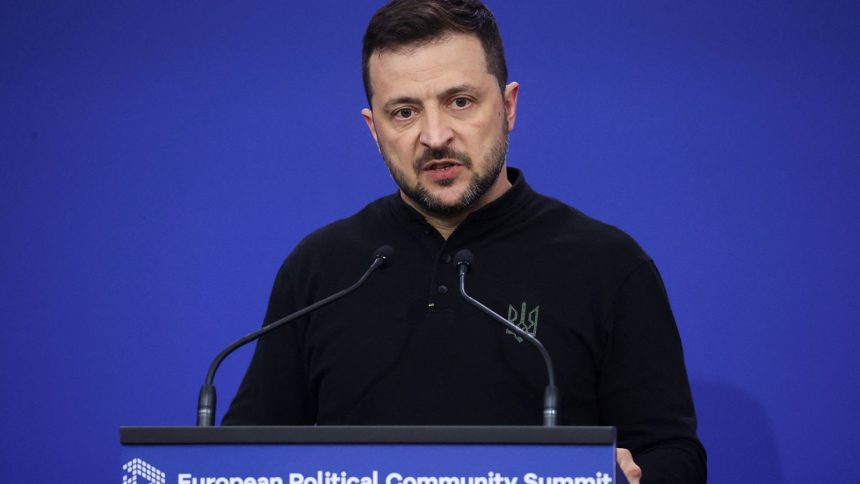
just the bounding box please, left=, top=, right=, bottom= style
left=616, top=448, right=642, bottom=484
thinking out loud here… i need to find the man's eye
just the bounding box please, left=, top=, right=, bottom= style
left=394, top=108, right=414, bottom=119
left=452, top=97, right=472, bottom=109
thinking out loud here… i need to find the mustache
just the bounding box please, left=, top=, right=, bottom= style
left=413, top=148, right=473, bottom=172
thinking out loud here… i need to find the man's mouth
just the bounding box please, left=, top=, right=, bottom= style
left=423, top=160, right=460, bottom=171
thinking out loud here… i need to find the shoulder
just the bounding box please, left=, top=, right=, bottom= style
left=274, top=194, right=398, bottom=285
left=298, top=195, right=394, bottom=252
left=526, top=191, right=650, bottom=270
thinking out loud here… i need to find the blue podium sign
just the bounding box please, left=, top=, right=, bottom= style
left=120, top=427, right=617, bottom=484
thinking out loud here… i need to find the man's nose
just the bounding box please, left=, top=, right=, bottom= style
left=418, top=108, right=454, bottom=150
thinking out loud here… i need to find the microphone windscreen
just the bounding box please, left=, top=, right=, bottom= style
left=454, top=249, right=474, bottom=268
left=373, top=245, right=395, bottom=268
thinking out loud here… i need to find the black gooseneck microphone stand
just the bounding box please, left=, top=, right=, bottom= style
left=196, top=245, right=394, bottom=426
left=454, top=249, right=559, bottom=426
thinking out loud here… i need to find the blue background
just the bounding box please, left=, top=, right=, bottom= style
left=2, top=1, right=858, bottom=482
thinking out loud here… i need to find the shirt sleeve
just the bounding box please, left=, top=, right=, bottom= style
left=221, top=260, right=317, bottom=425
left=598, top=260, right=707, bottom=483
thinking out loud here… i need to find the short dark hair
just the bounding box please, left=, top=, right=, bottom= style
left=362, top=0, right=508, bottom=105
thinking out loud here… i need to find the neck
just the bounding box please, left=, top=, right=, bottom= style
left=421, top=211, right=468, bottom=240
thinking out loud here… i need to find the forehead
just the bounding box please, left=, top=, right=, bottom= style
left=368, top=34, right=493, bottom=104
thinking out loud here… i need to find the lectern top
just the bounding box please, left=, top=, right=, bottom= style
left=120, top=426, right=615, bottom=445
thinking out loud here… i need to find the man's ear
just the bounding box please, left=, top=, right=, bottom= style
left=503, top=82, right=520, bottom=132
left=361, top=108, right=381, bottom=152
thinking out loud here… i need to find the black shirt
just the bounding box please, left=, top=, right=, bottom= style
left=224, top=168, right=706, bottom=483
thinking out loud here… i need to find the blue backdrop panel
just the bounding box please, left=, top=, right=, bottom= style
left=1, top=1, right=858, bottom=482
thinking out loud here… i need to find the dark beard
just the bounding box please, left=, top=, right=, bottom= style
left=382, top=129, right=509, bottom=217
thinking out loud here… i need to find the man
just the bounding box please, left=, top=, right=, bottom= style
left=224, top=1, right=706, bottom=482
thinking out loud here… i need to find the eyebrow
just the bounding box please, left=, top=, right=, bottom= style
left=438, top=83, right=481, bottom=100
left=382, top=96, right=421, bottom=112
left=381, top=84, right=482, bottom=112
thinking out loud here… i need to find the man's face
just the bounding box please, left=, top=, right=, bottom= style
left=362, top=33, right=519, bottom=217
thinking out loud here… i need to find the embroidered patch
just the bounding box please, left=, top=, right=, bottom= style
left=506, top=302, right=539, bottom=343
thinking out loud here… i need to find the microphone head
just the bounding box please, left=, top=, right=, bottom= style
left=373, top=245, right=395, bottom=269
left=454, top=249, right=474, bottom=271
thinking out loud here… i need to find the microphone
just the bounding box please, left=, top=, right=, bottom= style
left=196, top=245, right=395, bottom=426
left=454, top=249, right=559, bottom=426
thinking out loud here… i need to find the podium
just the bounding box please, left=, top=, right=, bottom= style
left=120, top=426, right=619, bottom=484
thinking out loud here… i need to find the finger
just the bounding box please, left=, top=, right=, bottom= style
left=616, top=448, right=642, bottom=484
